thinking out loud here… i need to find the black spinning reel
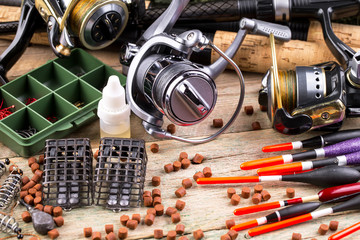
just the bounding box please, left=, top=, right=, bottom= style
left=259, top=1, right=360, bottom=135
left=121, top=0, right=291, bottom=143
left=0, top=0, right=145, bottom=85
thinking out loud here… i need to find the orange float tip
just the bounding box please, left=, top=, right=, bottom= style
left=240, top=156, right=285, bottom=170
left=328, top=221, right=360, bottom=240
left=262, top=142, right=293, bottom=152
left=196, top=176, right=260, bottom=185
left=231, top=219, right=259, bottom=231
left=257, top=162, right=303, bottom=176
left=233, top=201, right=281, bottom=215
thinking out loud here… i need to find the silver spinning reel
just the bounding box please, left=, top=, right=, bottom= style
left=121, top=0, right=291, bottom=143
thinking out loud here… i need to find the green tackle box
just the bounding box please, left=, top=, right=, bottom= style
left=0, top=49, right=126, bottom=157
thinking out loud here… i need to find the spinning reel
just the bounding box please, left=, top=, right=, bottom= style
left=0, top=0, right=145, bottom=85
left=259, top=1, right=360, bottom=135
left=121, top=0, right=291, bottom=143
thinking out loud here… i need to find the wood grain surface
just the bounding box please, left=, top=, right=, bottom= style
left=0, top=39, right=360, bottom=240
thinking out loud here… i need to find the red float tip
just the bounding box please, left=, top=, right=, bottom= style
left=233, top=201, right=282, bottom=215
left=240, top=156, right=285, bottom=170
left=262, top=142, right=293, bottom=152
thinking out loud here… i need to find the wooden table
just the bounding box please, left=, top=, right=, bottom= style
left=1, top=39, right=360, bottom=240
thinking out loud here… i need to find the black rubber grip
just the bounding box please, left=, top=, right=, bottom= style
left=142, top=0, right=257, bottom=24
left=333, top=193, right=360, bottom=213
left=282, top=165, right=360, bottom=188
left=292, top=150, right=317, bottom=161
left=0, top=21, right=18, bottom=34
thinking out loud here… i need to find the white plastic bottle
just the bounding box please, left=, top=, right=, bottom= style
left=97, top=75, right=131, bottom=138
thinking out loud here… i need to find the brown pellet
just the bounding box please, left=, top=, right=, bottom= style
left=164, top=163, right=174, bottom=173
left=181, top=158, right=191, bottom=169
left=227, top=188, right=236, bottom=199
left=144, top=196, right=153, bottom=207
left=193, top=172, right=205, bottom=181
left=35, top=191, right=42, bottom=198
left=93, top=149, right=99, bottom=159
left=53, top=216, right=64, bottom=227
left=92, top=232, right=101, bottom=240
left=254, top=184, right=263, bottom=193
left=143, top=191, right=151, bottom=198
left=150, top=143, right=159, bottom=153
left=38, top=154, right=44, bottom=164
left=318, top=224, right=329, bottom=235
left=165, top=207, right=177, bottom=216
left=84, top=227, right=92, bottom=237
left=261, top=190, right=271, bottom=201
left=35, top=204, right=44, bottom=211
left=227, top=230, right=238, bottom=240
left=155, top=204, right=164, bottom=216
left=203, top=167, right=212, bottom=178
left=28, top=157, right=36, bottom=167
left=171, top=212, right=181, bottom=223
left=154, top=229, right=163, bottom=239
left=213, top=118, right=224, bottom=128
left=24, top=195, right=34, bottom=205
left=132, top=213, right=141, bottom=223
left=252, top=121, right=261, bottom=130
left=192, top=153, right=204, bottom=164
left=152, top=176, right=161, bottom=186
left=22, top=176, right=30, bottom=186
left=241, top=187, right=251, bottom=199
left=20, top=191, right=28, bottom=199
left=292, top=232, right=302, bottom=240
left=35, top=169, right=44, bottom=178
left=48, top=229, right=59, bottom=239
left=178, top=237, right=189, bottom=240
left=147, top=208, right=156, bottom=216
left=175, top=199, right=186, bottom=211
left=34, top=184, right=42, bottom=191
left=145, top=214, right=155, bottom=226
left=252, top=193, right=262, bottom=204
left=193, top=229, right=204, bottom=240
left=34, top=196, right=42, bottom=205
left=53, top=206, right=62, bottom=217
left=28, top=188, right=37, bottom=196
left=286, top=188, right=295, bottom=198
left=175, top=187, right=186, bottom=198
left=44, top=205, right=53, bottom=215
left=230, top=194, right=240, bottom=206
left=176, top=224, right=185, bottom=234
left=173, top=161, right=182, bottom=171
left=118, top=227, right=128, bottom=240
left=167, top=230, right=177, bottom=240
left=152, top=188, right=161, bottom=198
left=22, top=211, right=31, bottom=223
left=226, top=219, right=235, bottom=229
left=244, top=105, right=254, bottom=115
left=329, top=221, right=339, bottom=231
left=105, top=232, right=116, bottom=240
left=9, top=165, right=17, bottom=173
left=126, top=219, right=138, bottom=230
left=22, top=180, right=36, bottom=191
left=179, top=152, right=188, bottom=161
left=221, top=234, right=231, bottom=240
left=153, top=196, right=162, bottom=206
left=120, top=215, right=129, bottom=226
left=260, top=105, right=268, bottom=112
left=182, top=178, right=192, bottom=189
left=105, top=224, right=114, bottom=234
left=31, top=163, right=40, bottom=173
left=167, top=124, right=176, bottom=134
